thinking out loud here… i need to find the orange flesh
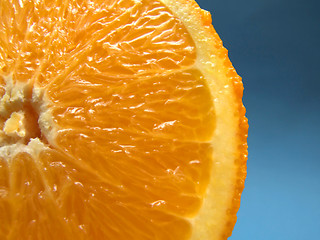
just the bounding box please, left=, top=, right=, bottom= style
left=0, top=0, right=217, bottom=239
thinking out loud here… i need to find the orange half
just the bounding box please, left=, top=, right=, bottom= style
left=0, top=0, right=248, bottom=239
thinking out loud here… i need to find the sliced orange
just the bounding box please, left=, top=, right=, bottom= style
left=0, top=0, right=248, bottom=239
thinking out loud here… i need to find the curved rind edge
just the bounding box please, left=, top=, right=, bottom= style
left=159, top=0, right=248, bottom=239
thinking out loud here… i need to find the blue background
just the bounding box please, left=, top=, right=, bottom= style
left=196, top=0, right=320, bottom=239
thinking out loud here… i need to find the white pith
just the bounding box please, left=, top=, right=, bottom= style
left=0, top=75, right=54, bottom=159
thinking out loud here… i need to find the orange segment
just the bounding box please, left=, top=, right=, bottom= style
left=47, top=69, right=214, bottom=140
left=0, top=0, right=195, bottom=84
left=0, top=0, right=248, bottom=239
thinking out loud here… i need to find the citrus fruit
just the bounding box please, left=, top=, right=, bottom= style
left=0, top=0, right=248, bottom=239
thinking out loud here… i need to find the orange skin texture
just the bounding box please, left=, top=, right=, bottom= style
left=177, top=1, right=248, bottom=237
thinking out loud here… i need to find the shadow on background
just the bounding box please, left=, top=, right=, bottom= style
left=196, top=0, right=320, bottom=239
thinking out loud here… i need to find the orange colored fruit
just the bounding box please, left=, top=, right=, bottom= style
left=0, top=0, right=248, bottom=239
